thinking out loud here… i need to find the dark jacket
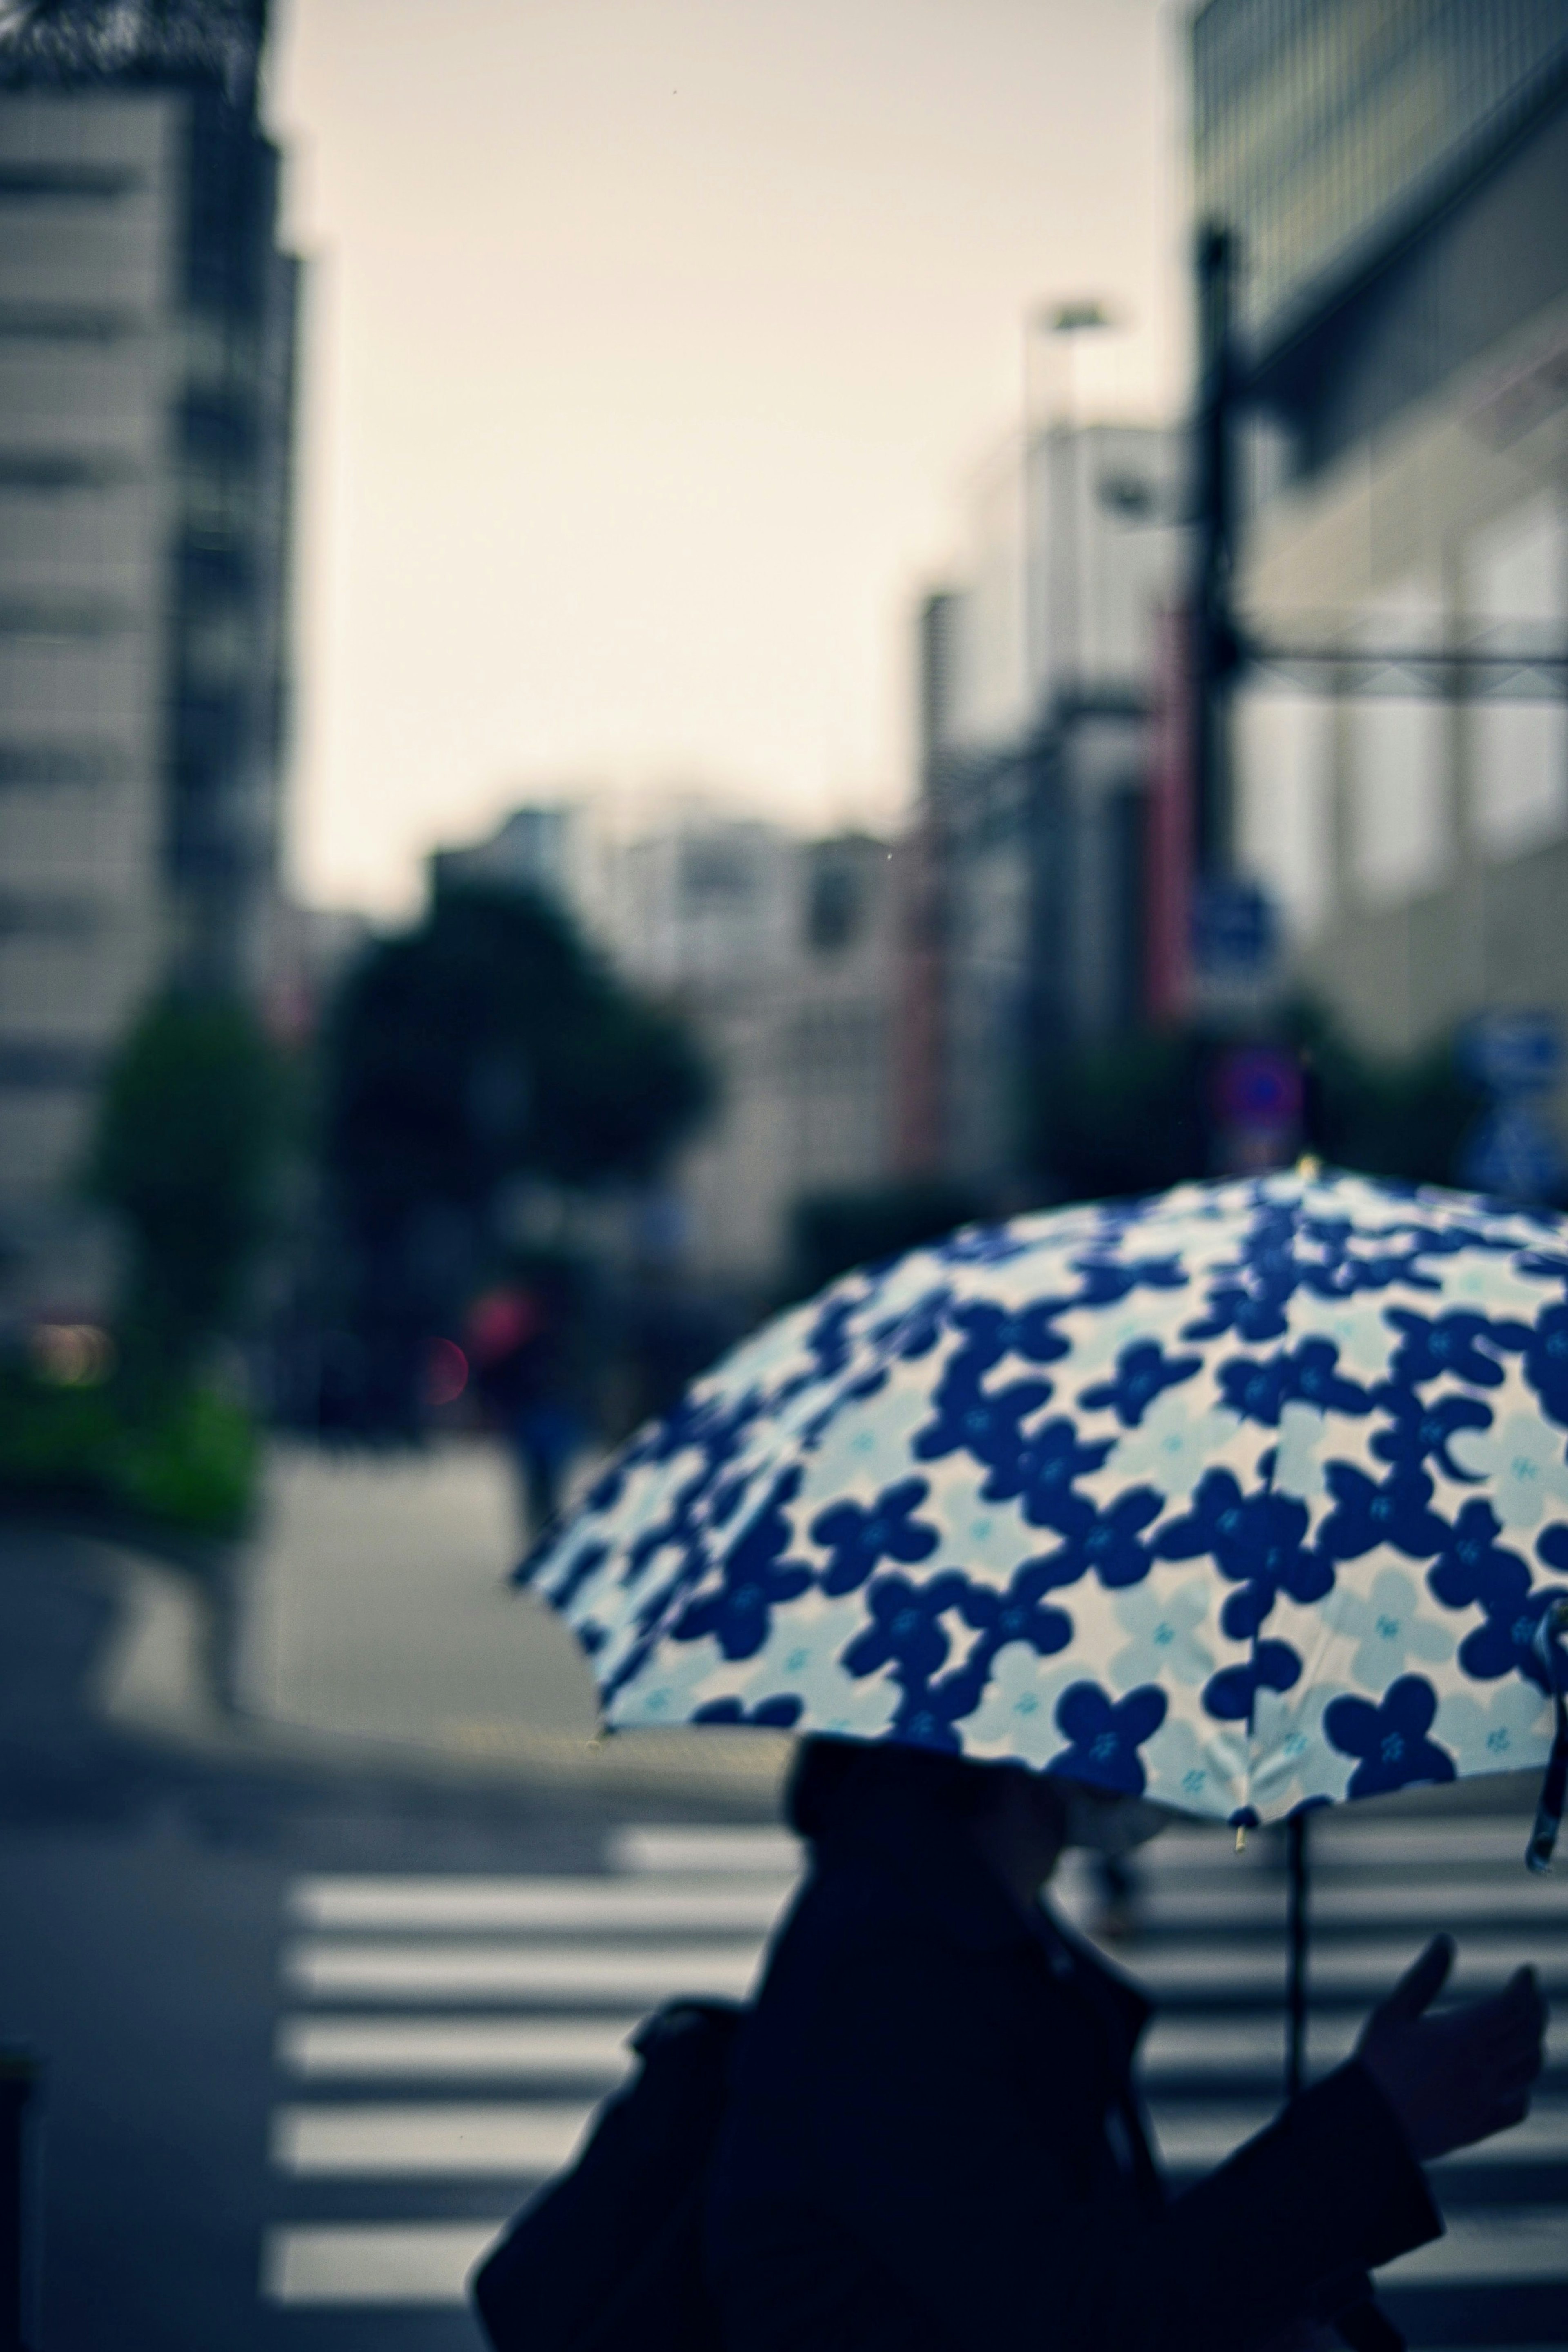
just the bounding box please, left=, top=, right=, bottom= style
left=704, top=1796, right=1440, bottom=2352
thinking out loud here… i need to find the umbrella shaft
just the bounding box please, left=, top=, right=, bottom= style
left=1286, top=1814, right=1309, bottom=2101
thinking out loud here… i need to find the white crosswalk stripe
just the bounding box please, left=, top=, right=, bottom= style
left=281, top=1934, right=765, bottom=2004
left=275, top=2015, right=639, bottom=2082
left=260, top=1810, right=1568, bottom=2345
left=261, top=2222, right=500, bottom=2305
left=271, top=2100, right=595, bottom=2176
left=287, top=1875, right=794, bottom=1933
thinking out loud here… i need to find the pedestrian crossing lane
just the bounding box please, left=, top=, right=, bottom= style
left=260, top=1813, right=1568, bottom=2343
left=259, top=1825, right=798, bottom=2308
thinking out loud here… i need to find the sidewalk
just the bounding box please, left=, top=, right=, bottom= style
left=236, top=1438, right=597, bottom=1749
left=81, top=1437, right=1538, bottom=1822
left=92, top=1436, right=787, bottom=1803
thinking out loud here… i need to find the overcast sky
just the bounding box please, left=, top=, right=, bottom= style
left=266, top=0, right=1188, bottom=916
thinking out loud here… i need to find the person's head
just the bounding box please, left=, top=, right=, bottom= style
left=786, top=1736, right=1169, bottom=1906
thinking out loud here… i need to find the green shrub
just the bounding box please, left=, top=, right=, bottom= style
left=1022, top=1003, right=1489, bottom=1205
left=0, top=1362, right=258, bottom=1538
left=786, top=1179, right=990, bottom=1300
left=85, top=991, right=289, bottom=1391
left=113, top=1383, right=258, bottom=1536
left=0, top=1368, right=121, bottom=1497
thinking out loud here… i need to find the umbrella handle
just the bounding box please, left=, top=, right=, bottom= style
left=1527, top=1597, right=1568, bottom=1874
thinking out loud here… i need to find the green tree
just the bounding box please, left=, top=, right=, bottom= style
left=1023, top=1002, right=1487, bottom=1205
left=1279, top=1001, right=1485, bottom=1185
left=325, top=883, right=713, bottom=1208
left=86, top=990, right=287, bottom=1390
left=1026, top=1029, right=1208, bottom=1204
left=786, top=1179, right=988, bottom=1302
left=318, top=886, right=715, bottom=1412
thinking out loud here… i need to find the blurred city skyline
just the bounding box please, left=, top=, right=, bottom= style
left=265, top=0, right=1183, bottom=916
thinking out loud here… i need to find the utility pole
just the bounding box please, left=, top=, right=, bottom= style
left=1192, top=223, right=1242, bottom=883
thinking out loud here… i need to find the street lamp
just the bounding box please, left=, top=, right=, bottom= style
left=1023, top=297, right=1118, bottom=701
left=1026, top=297, right=1116, bottom=433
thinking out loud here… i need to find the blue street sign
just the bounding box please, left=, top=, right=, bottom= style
left=1213, top=1044, right=1302, bottom=1134
left=1461, top=1102, right=1566, bottom=1203
left=1192, top=879, right=1278, bottom=981
left=1461, top=1009, right=1562, bottom=1096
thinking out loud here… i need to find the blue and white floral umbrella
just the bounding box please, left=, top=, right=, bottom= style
left=520, top=1169, right=1568, bottom=1847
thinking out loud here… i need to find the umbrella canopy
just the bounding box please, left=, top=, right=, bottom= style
left=521, top=1169, right=1568, bottom=1835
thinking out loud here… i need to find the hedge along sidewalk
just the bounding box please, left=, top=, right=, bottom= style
left=92, top=1435, right=788, bottom=1806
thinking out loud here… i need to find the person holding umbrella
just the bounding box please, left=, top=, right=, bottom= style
left=701, top=1734, right=1542, bottom=2352
left=514, top=1167, right=1568, bottom=2348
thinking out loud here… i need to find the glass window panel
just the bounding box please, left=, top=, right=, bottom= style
left=1466, top=494, right=1568, bottom=856
left=1234, top=684, right=1334, bottom=941
left=1347, top=576, right=1450, bottom=903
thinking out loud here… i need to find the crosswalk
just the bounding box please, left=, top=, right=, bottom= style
left=258, top=1810, right=1568, bottom=2344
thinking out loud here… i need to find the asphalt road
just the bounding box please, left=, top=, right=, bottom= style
left=0, top=1520, right=769, bottom=2352
left=6, top=1494, right=1568, bottom=2351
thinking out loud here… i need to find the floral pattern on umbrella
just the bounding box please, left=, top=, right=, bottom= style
left=521, top=1170, right=1568, bottom=1824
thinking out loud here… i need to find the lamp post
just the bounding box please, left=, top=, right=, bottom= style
left=1192, top=226, right=1241, bottom=883
left=1023, top=298, right=1116, bottom=711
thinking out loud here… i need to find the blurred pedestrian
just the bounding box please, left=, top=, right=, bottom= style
left=466, top=1273, right=586, bottom=1538
left=706, top=1739, right=1546, bottom=2352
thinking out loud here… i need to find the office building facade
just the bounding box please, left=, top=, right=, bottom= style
left=0, top=0, right=297, bottom=1319
left=910, top=421, right=1185, bottom=1190
left=608, top=813, right=899, bottom=1286
left=1199, top=2, right=1568, bottom=1092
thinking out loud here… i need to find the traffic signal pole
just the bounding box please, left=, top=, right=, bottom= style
left=1192, top=223, right=1241, bottom=885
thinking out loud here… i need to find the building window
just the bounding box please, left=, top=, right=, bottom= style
left=1347, top=576, right=1450, bottom=904
left=1465, top=492, right=1568, bottom=859
left=806, top=855, right=866, bottom=953
left=678, top=841, right=757, bottom=910
left=1235, top=686, right=1334, bottom=941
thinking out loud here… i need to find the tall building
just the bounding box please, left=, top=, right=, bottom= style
left=1201, top=3, right=1568, bottom=1095
left=606, top=813, right=899, bottom=1285
left=0, top=0, right=298, bottom=1320
left=609, top=814, right=799, bottom=997
left=911, top=421, right=1185, bottom=1190
left=419, top=799, right=900, bottom=1289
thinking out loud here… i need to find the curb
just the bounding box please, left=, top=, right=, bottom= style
left=87, top=1537, right=790, bottom=1805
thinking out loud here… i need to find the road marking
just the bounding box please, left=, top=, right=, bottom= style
left=1057, top=1877, right=1568, bottom=1929
left=1379, top=2208, right=1568, bottom=2284
left=272, top=2100, right=595, bottom=2176
left=285, top=1863, right=1568, bottom=1938
left=1291, top=1820, right=1546, bottom=1870
left=263, top=1824, right=1567, bottom=2327
left=1113, top=1820, right=1543, bottom=1872
left=1150, top=2098, right=1568, bottom=2171
left=281, top=1923, right=1568, bottom=2008
left=288, top=1874, right=792, bottom=1933
left=1127, top=1931, right=1568, bottom=1996
left=275, top=2015, right=638, bottom=2082
left=1140, top=2017, right=1290, bottom=2074
left=1140, top=2012, right=1568, bottom=2081
left=281, top=1862, right=1568, bottom=1943
left=281, top=1936, right=764, bottom=2004
left=260, top=2220, right=502, bottom=2303
left=608, top=1826, right=802, bottom=1874
left=608, top=1817, right=1550, bottom=1884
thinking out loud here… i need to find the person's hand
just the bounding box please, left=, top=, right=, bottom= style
left=1356, top=1933, right=1547, bottom=2161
